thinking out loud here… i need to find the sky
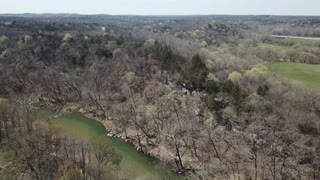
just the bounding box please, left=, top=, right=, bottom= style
left=0, top=0, right=320, bottom=16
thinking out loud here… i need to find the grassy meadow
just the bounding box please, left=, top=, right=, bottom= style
left=267, top=62, right=320, bottom=90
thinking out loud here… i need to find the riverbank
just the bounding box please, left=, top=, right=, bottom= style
left=39, top=108, right=184, bottom=179
left=62, top=104, right=194, bottom=171
left=37, top=93, right=200, bottom=176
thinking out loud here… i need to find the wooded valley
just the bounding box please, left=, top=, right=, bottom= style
left=0, top=14, right=319, bottom=179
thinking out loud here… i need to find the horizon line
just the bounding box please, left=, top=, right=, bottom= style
left=0, top=13, right=320, bottom=17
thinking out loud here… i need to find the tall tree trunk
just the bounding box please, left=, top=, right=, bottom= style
left=192, top=138, right=198, bottom=157
left=174, top=138, right=184, bottom=172
left=207, top=131, right=221, bottom=162
left=0, top=121, right=2, bottom=142
left=81, top=142, right=86, bottom=179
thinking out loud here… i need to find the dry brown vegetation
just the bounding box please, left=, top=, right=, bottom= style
left=0, top=15, right=320, bottom=179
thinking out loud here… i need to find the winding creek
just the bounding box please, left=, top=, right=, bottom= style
left=37, top=109, right=184, bottom=180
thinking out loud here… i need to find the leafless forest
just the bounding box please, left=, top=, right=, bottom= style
left=0, top=15, right=319, bottom=179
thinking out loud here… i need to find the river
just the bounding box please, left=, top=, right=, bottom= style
left=37, top=109, right=184, bottom=180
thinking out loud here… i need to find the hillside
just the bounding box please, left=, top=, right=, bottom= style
left=0, top=15, right=319, bottom=180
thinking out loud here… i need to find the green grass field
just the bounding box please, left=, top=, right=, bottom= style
left=259, top=36, right=320, bottom=48
left=267, top=62, right=320, bottom=90
left=257, top=38, right=320, bottom=53
left=284, top=38, right=320, bottom=47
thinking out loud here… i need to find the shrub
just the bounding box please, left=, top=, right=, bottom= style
left=298, top=122, right=319, bottom=136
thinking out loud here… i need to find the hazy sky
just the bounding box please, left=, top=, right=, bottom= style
left=1, top=0, right=319, bottom=15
